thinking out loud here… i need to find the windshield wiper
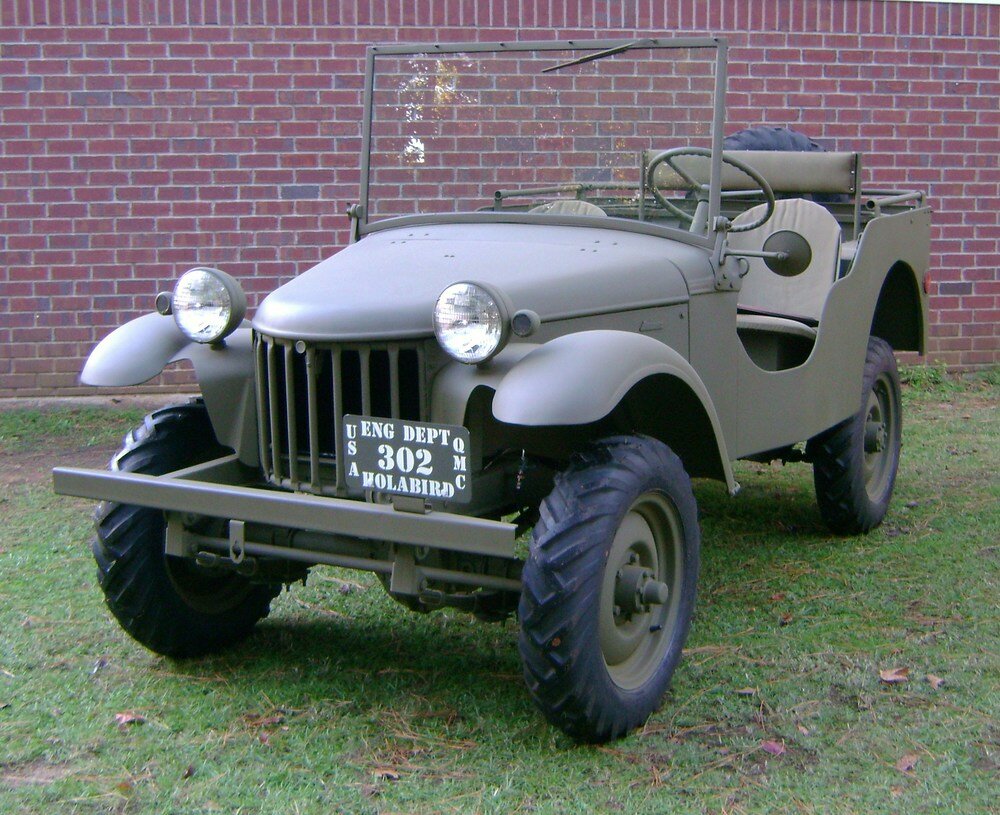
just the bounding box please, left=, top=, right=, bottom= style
left=541, top=39, right=656, bottom=73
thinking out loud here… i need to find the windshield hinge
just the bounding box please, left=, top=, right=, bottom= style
left=711, top=221, right=745, bottom=291
left=346, top=203, right=365, bottom=243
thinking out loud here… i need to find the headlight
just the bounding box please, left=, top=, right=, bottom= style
left=433, top=282, right=510, bottom=364
left=172, top=267, right=247, bottom=344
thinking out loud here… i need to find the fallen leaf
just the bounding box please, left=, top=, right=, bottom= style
left=243, top=712, right=284, bottom=728
left=374, top=768, right=401, bottom=781
left=182, top=765, right=196, bottom=779
left=779, top=612, right=793, bottom=626
left=879, top=667, right=909, bottom=684
left=116, top=780, right=134, bottom=793
left=735, top=687, right=757, bottom=696
left=896, top=753, right=919, bottom=773
left=796, top=723, right=809, bottom=736
left=769, top=592, right=786, bottom=602
left=926, top=674, right=945, bottom=690
left=760, top=740, right=786, bottom=756
left=114, top=711, right=145, bottom=727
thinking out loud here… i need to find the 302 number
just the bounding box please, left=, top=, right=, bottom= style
left=377, top=444, right=433, bottom=475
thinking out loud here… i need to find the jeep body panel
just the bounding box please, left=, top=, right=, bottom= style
left=81, top=314, right=259, bottom=463
left=726, top=207, right=931, bottom=457
left=253, top=222, right=694, bottom=342
left=491, top=330, right=735, bottom=491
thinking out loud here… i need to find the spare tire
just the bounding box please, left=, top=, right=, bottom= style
left=723, top=127, right=847, bottom=203
left=724, top=126, right=826, bottom=153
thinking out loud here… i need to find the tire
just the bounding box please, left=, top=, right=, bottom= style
left=518, top=436, right=700, bottom=743
left=808, top=337, right=902, bottom=534
left=92, top=401, right=280, bottom=658
left=724, top=126, right=825, bottom=153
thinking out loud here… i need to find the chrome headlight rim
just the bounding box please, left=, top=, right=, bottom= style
left=433, top=280, right=512, bottom=365
left=171, top=267, right=247, bottom=344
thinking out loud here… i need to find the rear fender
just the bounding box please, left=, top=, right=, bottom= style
left=492, top=330, right=735, bottom=491
left=81, top=313, right=258, bottom=464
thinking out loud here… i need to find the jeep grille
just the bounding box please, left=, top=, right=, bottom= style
left=253, top=333, right=426, bottom=495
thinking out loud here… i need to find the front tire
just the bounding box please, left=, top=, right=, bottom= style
left=809, top=337, right=903, bottom=534
left=92, top=401, right=279, bottom=658
left=518, top=436, right=700, bottom=743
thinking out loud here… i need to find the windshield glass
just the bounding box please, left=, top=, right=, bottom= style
left=363, top=40, right=723, bottom=240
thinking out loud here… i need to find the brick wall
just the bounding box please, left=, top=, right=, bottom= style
left=1, top=0, right=997, bottom=396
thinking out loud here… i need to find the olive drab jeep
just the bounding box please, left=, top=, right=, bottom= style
left=54, top=38, right=931, bottom=742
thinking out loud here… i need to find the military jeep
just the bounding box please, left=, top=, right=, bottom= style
left=54, top=38, right=931, bottom=742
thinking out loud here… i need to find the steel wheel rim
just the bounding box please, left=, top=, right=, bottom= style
left=862, top=372, right=897, bottom=501
left=599, top=491, right=683, bottom=690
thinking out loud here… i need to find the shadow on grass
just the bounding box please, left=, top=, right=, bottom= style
left=157, top=597, right=533, bottom=731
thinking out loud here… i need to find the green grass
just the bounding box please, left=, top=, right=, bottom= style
left=1, top=373, right=996, bottom=814
left=0, top=406, right=146, bottom=453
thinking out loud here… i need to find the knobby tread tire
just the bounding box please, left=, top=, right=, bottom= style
left=92, top=401, right=279, bottom=658
left=724, top=126, right=825, bottom=153
left=808, top=337, right=902, bottom=534
left=517, top=436, right=700, bottom=743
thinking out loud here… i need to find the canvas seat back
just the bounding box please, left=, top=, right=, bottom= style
left=728, top=198, right=843, bottom=325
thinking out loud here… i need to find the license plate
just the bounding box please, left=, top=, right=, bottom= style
left=342, top=415, right=471, bottom=503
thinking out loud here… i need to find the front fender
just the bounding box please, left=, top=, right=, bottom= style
left=493, top=330, right=735, bottom=491
left=81, top=313, right=258, bottom=464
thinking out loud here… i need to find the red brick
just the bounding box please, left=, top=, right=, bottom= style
left=1, top=4, right=997, bottom=394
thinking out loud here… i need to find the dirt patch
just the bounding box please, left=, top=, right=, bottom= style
left=0, top=442, right=120, bottom=489
left=0, top=394, right=181, bottom=488
left=0, top=758, right=75, bottom=788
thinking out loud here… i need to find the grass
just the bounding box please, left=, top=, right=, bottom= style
left=0, top=371, right=997, bottom=814
left=0, top=406, right=147, bottom=453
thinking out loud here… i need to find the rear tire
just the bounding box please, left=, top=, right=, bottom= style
left=92, top=401, right=279, bottom=658
left=724, top=126, right=825, bottom=153
left=518, top=436, right=699, bottom=743
left=808, top=337, right=902, bottom=534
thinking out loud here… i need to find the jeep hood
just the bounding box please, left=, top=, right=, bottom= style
left=253, top=222, right=704, bottom=341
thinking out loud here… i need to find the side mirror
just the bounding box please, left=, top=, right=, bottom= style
left=762, top=230, right=812, bottom=277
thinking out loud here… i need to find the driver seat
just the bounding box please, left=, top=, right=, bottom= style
left=728, top=198, right=843, bottom=339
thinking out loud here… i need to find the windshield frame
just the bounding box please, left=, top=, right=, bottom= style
left=358, top=37, right=728, bottom=249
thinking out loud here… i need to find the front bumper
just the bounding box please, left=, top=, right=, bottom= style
left=52, top=455, right=515, bottom=559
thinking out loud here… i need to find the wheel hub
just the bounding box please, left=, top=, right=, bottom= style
left=864, top=418, right=887, bottom=452
left=614, top=560, right=670, bottom=617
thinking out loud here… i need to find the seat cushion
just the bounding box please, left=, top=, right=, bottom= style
left=728, top=198, right=842, bottom=325
left=736, top=312, right=817, bottom=340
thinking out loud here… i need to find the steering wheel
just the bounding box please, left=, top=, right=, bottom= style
left=645, top=146, right=776, bottom=233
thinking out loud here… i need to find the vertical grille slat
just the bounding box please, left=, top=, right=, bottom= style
left=359, top=348, right=371, bottom=416
left=332, top=347, right=346, bottom=492
left=305, top=346, right=321, bottom=491
left=266, top=340, right=283, bottom=483
left=255, top=333, right=426, bottom=496
left=254, top=337, right=272, bottom=477
left=389, top=346, right=400, bottom=418
left=284, top=344, right=300, bottom=488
